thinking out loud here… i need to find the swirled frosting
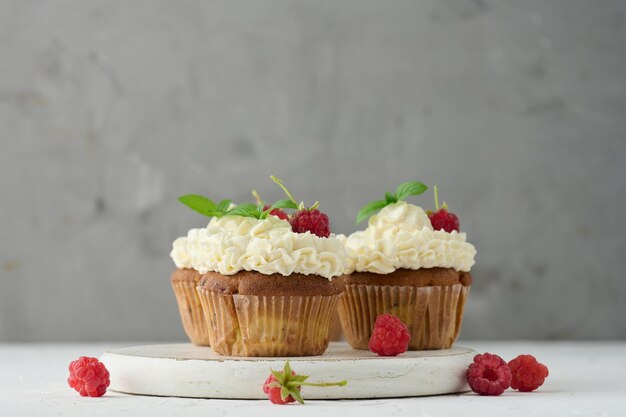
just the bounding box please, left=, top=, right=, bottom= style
left=170, top=215, right=347, bottom=279
left=343, top=201, right=476, bottom=274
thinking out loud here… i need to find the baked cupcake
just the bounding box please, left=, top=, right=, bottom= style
left=170, top=196, right=238, bottom=346
left=174, top=177, right=348, bottom=356
left=169, top=268, right=211, bottom=346
left=339, top=182, right=476, bottom=350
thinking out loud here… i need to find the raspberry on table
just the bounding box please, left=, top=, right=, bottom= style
left=67, top=356, right=110, bottom=397
left=263, top=371, right=298, bottom=404
left=368, top=314, right=411, bottom=356
left=508, top=354, right=549, bottom=392
left=263, top=360, right=346, bottom=405
left=290, top=209, right=330, bottom=238
left=466, top=353, right=512, bottom=396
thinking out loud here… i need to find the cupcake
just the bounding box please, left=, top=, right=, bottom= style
left=169, top=196, right=239, bottom=346
left=173, top=177, right=348, bottom=356
left=169, top=268, right=211, bottom=346
left=339, top=182, right=476, bottom=350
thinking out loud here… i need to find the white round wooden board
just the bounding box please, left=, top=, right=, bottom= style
left=101, top=342, right=474, bottom=399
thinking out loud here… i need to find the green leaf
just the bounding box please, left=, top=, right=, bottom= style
left=178, top=194, right=217, bottom=217
left=283, top=361, right=293, bottom=377
left=288, top=374, right=309, bottom=383
left=216, top=199, right=232, bottom=214
left=225, top=203, right=260, bottom=218
left=269, top=199, right=299, bottom=211
left=356, top=199, right=389, bottom=224
left=260, top=198, right=298, bottom=219
left=395, top=181, right=428, bottom=201
left=270, top=369, right=287, bottom=385
left=281, top=386, right=290, bottom=401
left=290, top=388, right=305, bottom=404
left=385, top=191, right=397, bottom=204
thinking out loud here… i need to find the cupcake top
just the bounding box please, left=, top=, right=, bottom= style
left=171, top=176, right=347, bottom=280
left=344, top=200, right=476, bottom=274
left=171, top=215, right=347, bottom=279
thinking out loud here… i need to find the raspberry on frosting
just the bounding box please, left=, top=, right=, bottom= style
left=290, top=209, right=330, bottom=238
left=427, top=185, right=461, bottom=233
left=270, top=175, right=332, bottom=238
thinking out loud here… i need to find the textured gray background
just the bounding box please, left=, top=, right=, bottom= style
left=1, top=0, right=625, bottom=342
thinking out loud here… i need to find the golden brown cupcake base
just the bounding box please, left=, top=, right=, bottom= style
left=171, top=269, right=211, bottom=346
left=338, top=268, right=471, bottom=351
left=197, top=271, right=343, bottom=357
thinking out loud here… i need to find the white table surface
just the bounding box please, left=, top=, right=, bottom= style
left=1, top=341, right=624, bottom=417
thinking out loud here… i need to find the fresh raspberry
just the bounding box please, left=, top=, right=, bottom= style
left=368, top=314, right=411, bottom=356
left=68, top=356, right=110, bottom=397
left=428, top=208, right=460, bottom=233
left=263, top=371, right=298, bottom=405
left=270, top=176, right=331, bottom=237
left=263, top=361, right=347, bottom=405
left=263, top=205, right=289, bottom=221
left=508, top=355, right=549, bottom=392
left=290, top=209, right=330, bottom=238
left=466, top=353, right=512, bottom=396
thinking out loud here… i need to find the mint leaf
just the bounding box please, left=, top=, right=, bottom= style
left=216, top=199, right=232, bottom=214
left=385, top=191, right=397, bottom=204
left=355, top=180, right=428, bottom=224
left=269, top=199, right=299, bottom=211
left=178, top=194, right=218, bottom=217
left=259, top=199, right=298, bottom=219
left=225, top=203, right=259, bottom=218
left=395, top=181, right=427, bottom=201
left=356, top=199, right=389, bottom=224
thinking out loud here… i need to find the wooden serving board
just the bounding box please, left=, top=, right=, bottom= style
left=101, top=342, right=474, bottom=399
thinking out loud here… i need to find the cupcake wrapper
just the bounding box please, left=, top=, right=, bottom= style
left=171, top=280, right=211, bottom=346
left=338, top=284, right=469, bottom=350
left=197, top=287, right=339, bottom=357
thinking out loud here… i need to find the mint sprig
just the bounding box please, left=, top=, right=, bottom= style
left=356, top=181, right=428, bottom=224
left=225, top=199, right=298, bottom=219
left=178, top=194, right=232, bottom=217
left=178, top=194, right=296, bottom=220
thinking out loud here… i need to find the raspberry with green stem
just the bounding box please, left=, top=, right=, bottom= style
left=270, top=176, right=319, bottom=211
left=427, top=185, right=460, bottom=232
left=263, top=361, right=347, bottom=405
left=271, top=175, right=331, bottom=237
left=252, top=189, right=289, bottom=220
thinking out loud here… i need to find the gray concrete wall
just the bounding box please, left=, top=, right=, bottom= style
left=1, top=0, right=625, bottom=342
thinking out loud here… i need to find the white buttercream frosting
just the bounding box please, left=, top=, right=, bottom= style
left=343, top=201, right=476, bottom=274
left=170, top=215, right=347, bottom=279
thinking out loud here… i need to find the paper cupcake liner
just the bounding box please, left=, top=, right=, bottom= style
left=338, top=283, right=470, bottom=350
left=171, top=279, right=211, bottom=346
left=197, top=288, right=339, bottom=357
